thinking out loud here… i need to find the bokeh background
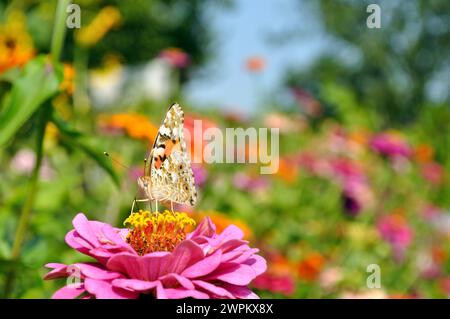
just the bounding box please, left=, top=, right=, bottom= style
left=0, top=0, right=449, bottom=298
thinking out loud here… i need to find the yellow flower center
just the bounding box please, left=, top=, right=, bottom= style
left=124, top=210, right=196, bottom=255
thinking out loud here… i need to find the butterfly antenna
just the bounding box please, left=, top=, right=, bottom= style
left=104, top=152, right=130, bottom=169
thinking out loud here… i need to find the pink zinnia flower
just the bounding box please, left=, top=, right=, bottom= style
left=370, top=132, right=411, bottom=159
left=44, top=211, right=266, bottom=299
left=159, top=48, right=190, bottom=68
left=377, top=214, right=414, bottom=261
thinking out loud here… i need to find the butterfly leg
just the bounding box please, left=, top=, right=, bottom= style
left=131, top=198, right=149, bottom=214
left=155, top=200, right=159, bottom=213
left=170, top=201, right=174, bottom=214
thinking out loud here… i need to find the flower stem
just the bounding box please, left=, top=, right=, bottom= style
left=51, top=0, right=71, bottom=61
left=3, top=0, right=69, bottom=297
left=3, top=107, right=50, bottom=298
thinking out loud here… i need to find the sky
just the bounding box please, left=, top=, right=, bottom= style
left=184, top=0, right=329, bottom=115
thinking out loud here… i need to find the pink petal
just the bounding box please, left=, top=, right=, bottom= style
left=181, top=250, right=222, bottom=278
left=84, top=278, right=139, bottom=299
left=52, top=284, right=85, bottom=299
left=156, top=281, right=168, bottom=299
left=112, top=278, right=159, bottom=292
left=244, top=255, right=267, bottom=277
left=76, top=263, right=122, bottom=280
left=221, top=283, right=259, bottom=299
left=210, top=225, right=244, bottom=246
left=193, top=280, right=234, bottom=298
left=72, top=213, right=100, bottom=247
left=204, top=263, right=256, bottom=286
left=106, top=253, right=145, bottom=278
left=188, top=217, right=216, bottom=239
left=65, top=230, right=92, bottom=254
left=160, top=273, right=194, bottom=290
left=163, top=287, right=210, bottom=299
left=140, top=252, right=172, bottom=280
left=167, top=240, right=205, bottom=274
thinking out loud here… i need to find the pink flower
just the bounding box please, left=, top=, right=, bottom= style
left=370, top=132, right=411, bottom=159
left=252, top=273, right=295, bottom=297
left=233, top=172, right=270, bottom=192
left=377, top=214, right=414, bottom=261
left=159, top=48, right=190, bottom=68
left=44, top=211, right=266, bottom=299
left=420, top=162, right=445, bottom=186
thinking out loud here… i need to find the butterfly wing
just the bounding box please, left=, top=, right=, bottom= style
left=148, top=103, right=197, bottom=206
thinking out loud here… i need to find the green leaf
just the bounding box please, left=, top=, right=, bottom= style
left=0, top=55, right=63, bottom=146
left=52, top=116, right=121, bottom=187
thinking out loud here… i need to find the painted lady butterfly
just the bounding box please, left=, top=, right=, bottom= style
left=135, top=103, right=197, bottom=211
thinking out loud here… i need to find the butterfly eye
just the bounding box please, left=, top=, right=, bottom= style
left=179, top=164, right=183, bottom=169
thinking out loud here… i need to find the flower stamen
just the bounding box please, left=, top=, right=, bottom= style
left=124, top=210, right=195, bottom=255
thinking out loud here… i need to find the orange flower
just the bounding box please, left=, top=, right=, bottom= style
left=60, top=63, right=75, bottom=95
left=245, top=56, right=266, bottom=72
left=99, top=113, right=158, bottom=144
left=297, top=252, right=325, bottom=282
left=276, top=158, right=299, bottom=184
left=414, top=144, right=434, bottom=163
left=193, top=211, right=253, bottom=240
left=0, top=11, right=35, bottom=74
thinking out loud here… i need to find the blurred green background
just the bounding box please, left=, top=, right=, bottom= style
left=0, top=0, right=449, bottom=298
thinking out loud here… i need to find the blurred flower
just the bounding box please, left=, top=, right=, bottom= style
left=245, top=56, right=265, bottom=72
left=10, top=149, right=54, bottom=180
left=10, top=149, right=36, bottom=174
left=0, top=10, right=35, bottom=73
left=319, top=267, right=343, bottom=290
left=60, top=64, right=75, bottom=95
left=89, top=56, right=125, bottom=106
left=159, top=47, right=190, bottom=68
left=439, top=277, right=450, bottom=297
left=370, top=131, right=411, bottom=159
left=193, top=211, right=253, bottom=240
left=75, top=6, right=121, bottom=47
left=420, top=162, right=445, bottom=186
left=99, top=113, right=158, bottom=144
left=291, top=87, right=322, bottom=117
left=276, top=158, right=299, bottom=184
left=45, top=211, right=266, bottom=299
left=341, top=289, right=387, bottom=299
left=192, top=163, right=208, bottom=187
left=297, top=252, right=325, bottom=282
left=263, top=112, right=306, bottom=133
left=253, top=251, right=296, bottom=297
left=233, top=172, right=270, bottom=192
left=377, top=213, right=414, bottom=260
left=252, top=273, right=295, bottom=297
left=417, top=246, right=446, bottom=279
left=423, top=207, right=450, bottom=238
left=414, top=144, right=435, bottom=163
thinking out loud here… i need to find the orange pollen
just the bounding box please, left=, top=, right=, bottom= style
left=124, top=210, right=196, bottom=255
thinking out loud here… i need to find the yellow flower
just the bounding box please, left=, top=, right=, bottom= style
left=75, top=6, right=121, bottom=47
left=0, top=10, right=35, bottom=73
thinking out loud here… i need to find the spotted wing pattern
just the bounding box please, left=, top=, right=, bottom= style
left=142, top=103, right=197, bottom=206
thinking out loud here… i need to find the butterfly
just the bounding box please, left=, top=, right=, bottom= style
left=134, top=103, right=197, bottom=212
